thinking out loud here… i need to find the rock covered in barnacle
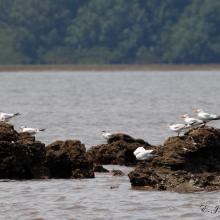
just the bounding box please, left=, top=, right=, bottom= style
left=86, top=133, right=152, bottom=166
left=46, top=140, right=94, bottom=178
left=128, top=126, right=220, bottom=192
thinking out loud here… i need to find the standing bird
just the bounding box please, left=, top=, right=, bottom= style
left=0, top=112, right=21, bottom=122
left=193, top=108, right=220, bottom=123
left=168, top=123, right=187, bottom=136
left=181, top=114, right=204, bottom=126
left=133, top=147, right=154, bottom=160
left=20, top=126, right=46, bottom=135
left=101, top=131, right=113, bottom=140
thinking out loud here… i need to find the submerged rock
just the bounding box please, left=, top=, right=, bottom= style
left=87, top=133, right=152, bottom=165
left=94, top=165, right=109, bottom=173
left=111, top=169, right=125, bottom=176
left=46, top=140, right=94, bottom=178
left=128, top=126, right=220, bottom=192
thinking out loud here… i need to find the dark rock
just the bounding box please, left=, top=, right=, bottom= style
left=0, top=123, right=48, bottom=179
left=87, top=133, right=152, bottom=165
left=18, top=132, right=35, bottom=144
left=128, top=126, right=220, bottom=192
left=24, top=141, right=46, bottom=165
left=0, top=140, right=47, bottom=179
left=111, top=169, right=125, bottom=176
left=0, top=123, right=94, bottom=180
left=107, top=133, right=147, bottom=145
left=71, top=168, right=94, bottom=179
left=94, top=165, right=109, bottom=173
left=0, top=122, right=18, bottom=142
left=30, top=165, right=50, bottom=179
left=46, top=140, right=94, bottom=178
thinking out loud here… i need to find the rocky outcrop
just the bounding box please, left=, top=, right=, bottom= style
left=0, top=123, right=18, bottom=142
left=128, top=126, right=220, bottom=192
left=0, top=123, right=94, bottom=179
left=93, top=165, right=109, bottom=173
left=0, top=123, right=49, bottom=179
left=18, top=132, right=36, bottom=143
left=86, top=133, right=152, bottom=165
left=111, top=169, right=125, bottom=176
left=46, top=140, right=94, bottom=178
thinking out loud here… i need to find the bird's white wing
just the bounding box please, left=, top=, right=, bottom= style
left=210, top=114, right=219, bottom=119
left=133, top=147, right=145, bottom=156
left=200, top=112, right=212, bottom=118
left=2, top=113, right=14, bottom=117
left=173, top=124, right=185, bottom=129
left=135, top=150, right=153, bottom=160
left=23, top=127, right=37, bottom=132
left=186, top=117, right=202, bottom=124
left=145, top=149, right=154, bottom=154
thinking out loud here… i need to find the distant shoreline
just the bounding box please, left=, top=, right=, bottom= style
left=0, top=64, right=220, bottom=72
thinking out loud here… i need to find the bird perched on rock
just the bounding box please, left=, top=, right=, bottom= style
left=20, top=126, right=46, bottom=135
left=181, top=114, right=204, bottom=126
left=0, top=112, right=21, bottom=122
left=133, top=147, right=154, bottom=160
left=101, top=131, right=113, bottom=140
left=168, top=123, right=187, bottom=136
left=193, top=108, right=220, bottom=124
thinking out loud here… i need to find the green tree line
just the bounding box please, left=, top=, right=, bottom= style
left=0, top=0, right=220, bottom=64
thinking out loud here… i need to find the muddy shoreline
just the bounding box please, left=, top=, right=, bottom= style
left=0, top=64, right=220, bottom=72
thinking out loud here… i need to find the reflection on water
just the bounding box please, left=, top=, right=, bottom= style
left=0, top=71, right=220, bottom=219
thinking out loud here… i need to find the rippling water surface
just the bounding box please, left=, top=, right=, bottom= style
left=0, top=70, right=220, bottom=219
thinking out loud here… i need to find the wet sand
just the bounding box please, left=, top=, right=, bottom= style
left=0, top=64, right=220, bottom=72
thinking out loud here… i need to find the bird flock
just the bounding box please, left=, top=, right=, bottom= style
left=0, top=111, right=45, bottom=135
left=168, top=108, right=220, bottom=136
left=102, top=108, right=220, bottom=161
left=2, top=108, right=219, bottom=160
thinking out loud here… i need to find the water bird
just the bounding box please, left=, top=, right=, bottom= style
left=193, top=108, right=220, bottom=123
left=133, top=147, right=154, bottom=160
left=168, top=123, right=187, bottom=136
left=20, top=126, right=46, bottom=135
left=102, top=131, right=113, bottom=140
left=181, top=114, right=204, bottom=126
left=0, top=112, right=21, bottom=122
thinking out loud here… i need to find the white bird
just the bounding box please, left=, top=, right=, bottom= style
left=168, top=123, right=187, bottom=136
left=133, top=147, right=154, bottom=160
left=181, top=114, right=204, bottom=126
left=193, top=108, right=220, bottom=123
left=20, top=126, right=46, bottom=135
left=102, top=131, right=113, bottom=140
left=0, top=112, right=21, bottom=122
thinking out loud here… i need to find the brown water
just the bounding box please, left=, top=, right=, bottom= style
left=0, top=71, right=220, bottom=219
